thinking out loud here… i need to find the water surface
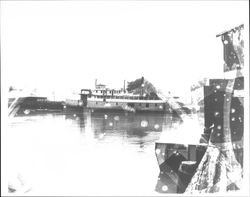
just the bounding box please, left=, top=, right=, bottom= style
left=7, top=109, right=198, bottom=195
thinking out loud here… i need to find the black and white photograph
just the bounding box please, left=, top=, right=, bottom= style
left=1, top=0, right=249, bottom=196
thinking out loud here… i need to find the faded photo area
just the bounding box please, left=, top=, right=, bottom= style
left=1, top=1, right=249, bottom=196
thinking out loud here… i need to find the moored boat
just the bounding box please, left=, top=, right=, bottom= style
left=79, top=81, right=168, bottom=112
left=8, top=96, right=63, bottom=116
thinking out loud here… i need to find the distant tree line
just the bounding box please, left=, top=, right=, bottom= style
left=126, top=77, right=144, bottom=92
left=126, top=76, right=160, bottom=99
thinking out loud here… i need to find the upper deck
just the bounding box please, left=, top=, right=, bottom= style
left=81, top=88, right=162, bottom=101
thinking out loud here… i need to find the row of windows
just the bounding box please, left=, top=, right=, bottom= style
left=89, top=95, right=159, bottom=100
left=132, top=103, right=157, bottom=107
left=93, top=90, right=123, bottom=94
left=94, top=102, right=161, bottom=108
left=90, top=95, right=141, bottom=99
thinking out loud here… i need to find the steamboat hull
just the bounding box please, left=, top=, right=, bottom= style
left=84, top=100, right=168, bottom=113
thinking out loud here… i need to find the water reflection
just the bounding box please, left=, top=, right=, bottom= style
left=64, top=109, right=179, bottom=148
left=9, top=109, right=183, bottom=195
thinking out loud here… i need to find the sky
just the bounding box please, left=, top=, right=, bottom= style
left=1, top=1, right=249, bottom=98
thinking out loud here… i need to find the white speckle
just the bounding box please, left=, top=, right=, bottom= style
left=162, top=152, right=165, bottom=156
left=159, top=105, right=163, bottom=109
left=162, top=185, right=168, bottom=192
left=63, top=105, right=66, bottom=109
left=233, top=131, right=237, bottom=135
left=155, top=149, right=161, bottom=155
left=214, top=112, right=220, bottom=117
left=231, top=108, right=236, bottom=113
left=109, top=122, right=113, bottom=126
left=141, top=120, right=148, bottom=128
left=114, top=116, right=119, bottom=121
left=226, top=98, right=230, bottom=102
left=73, top=114, right=76, bottom=117
left=214, top=90, right=217, bottom=93
left=231, top=117, right=235, bottom=121
left=23, top=109, right=30, bottom=115
left=214, top=98, right=218, bottom=102
left=154, top=124, right=160, bottom=130
left=104, top=114, right=108, bottom=119
left=217, top=133, right=221, bottom=136
left=217, top=125, right=222, bottom=130
left=224, top=40, right=228, bottom=44
left=216, top=85, right=221, bottom=89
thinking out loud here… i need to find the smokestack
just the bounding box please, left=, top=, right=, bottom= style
left=124, top=80, right=126, bottom=93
